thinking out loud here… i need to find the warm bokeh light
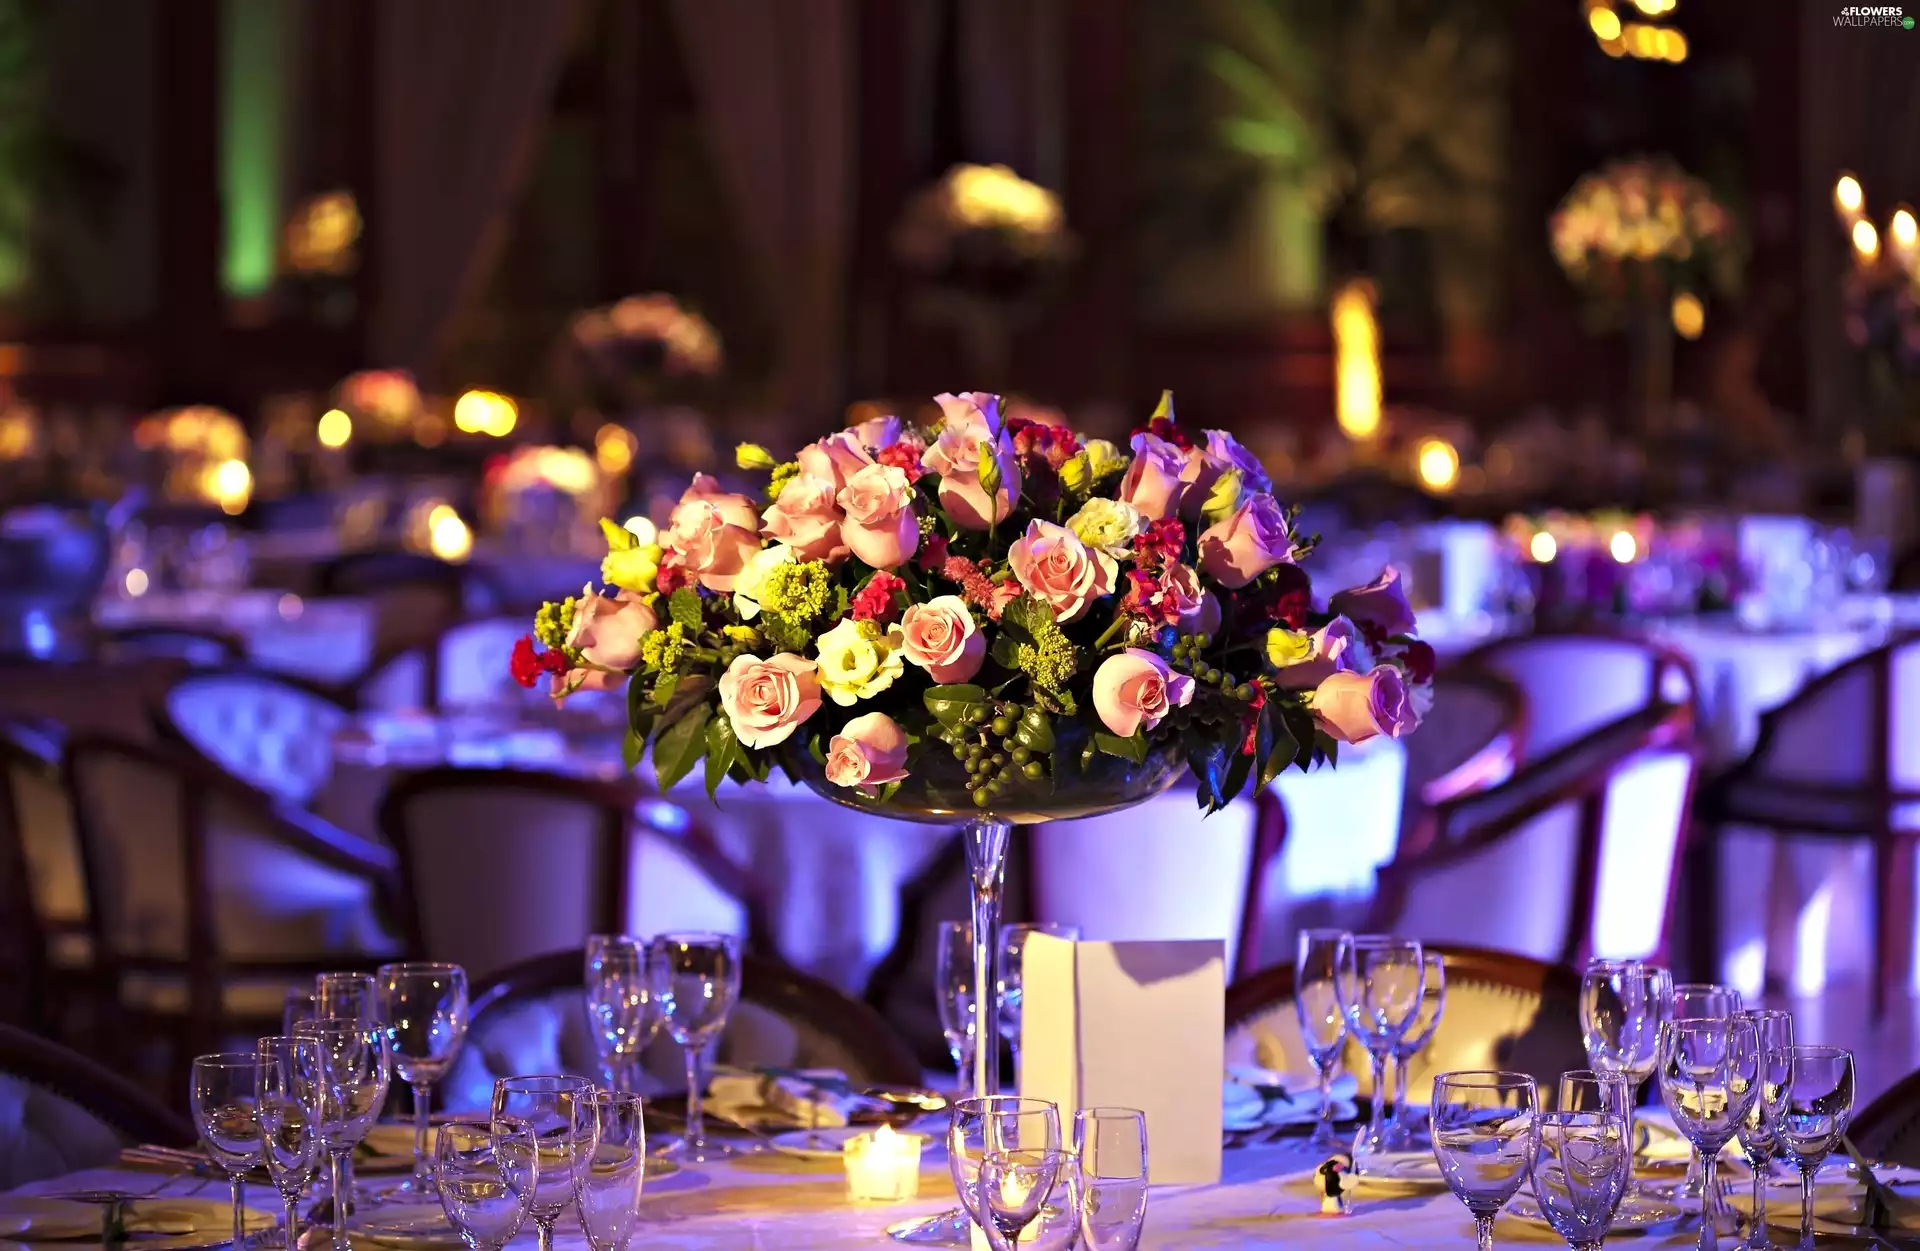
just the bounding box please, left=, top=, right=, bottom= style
left=1416, top=438, right=1460, bottom=492
left=595, top=423, right=636, bottom=475
left=1588, top=6, right=1622, bottom=40
left=1332, top=279, right=1382, bottom=440
left=124, top=568, right=149, bottom=597
left=1836, top=174, right=1865, bottom=219
left=284, top=191, right=361, bottom=275
left=623, top=516, right=658, bottom=546
left=428, top=510, right=473, bottom=563
left=1893, top=208, right=1917, bottom=249
left=1530, top=531, right=1558, bottom=563
left=1609, top=530, right=1639, bottom=563
left=206, top=458, right=252, bottom=515
left=454, top=390, right=518, bottom=437
left=1657, top=28, right=1687, bottom=62
left=1629, top=0, right=1675, bottom=13
left=1671, top=291, right=1705, bottom=340
left=1853, top=218, right=1881, bottom=262
left=0, top=408, right=33, bottom=460
left=317, top=407, right=352, bottom=448
left=947, top=164, right=1063, bottom=235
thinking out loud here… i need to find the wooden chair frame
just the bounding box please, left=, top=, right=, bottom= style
left=1456, top=626, right=1700, bottom=758
left=0, top=1023, right=196, bottom=1147
left=152, top=662, right=357, bottom=785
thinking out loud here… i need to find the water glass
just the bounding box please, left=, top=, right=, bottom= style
left=256, top=1035, right=325, bottom=1251
left=584, top=937, right=664, bottom=1095
left=657, top=932, right=742, bottom=1162
left=1074, top=1107, right=1147, bottom=1251
left=935, top=921, right=978, bottom=1087
left=1336, top=933, right=1425, bottom=1166
left=490, top=1075, right=598, bottom=1251
left=1431, top=1070, right=1540, bottom=1251
left=297, top=1018, right=390, bottom=1250
left=976, top=1149, right=1069, bottom=1250
left=1529, top=1109, right=1632, bottom=1250
left=283, top=988, right=320, bottom=1036
left=315, top=971, right=378, bottom=1021
left=948, top=1096, right=1062, bottom=1229
left=1657, top=1015, right=1760, bottom=1238
left=1771, top=1046, right=1855, bottom=1251
left=1668, top=982, right=1742, bottom=1203
left=1579, top=960, right=1671, bottom=1092
left=190, top=1053, right=265, bottom=1251
left=378, top=962, right=469, bottom=1195
left=436, top=1119, right=537, bottom=1251
left=997, top=923, right=1080, bottom=1080
left=1294, top=928, right=1352, bottom=1151
left=1384, top=951, right=1447, bottom=1151
left=1557, top=1070, right=1634, bottom=1120
left=1733, top=1010, right=1794, bottom=1250
left=575, top=1091, right=647, bottom=1251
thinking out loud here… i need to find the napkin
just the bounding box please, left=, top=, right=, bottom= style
left=707, top=1067, right=854, bottom=1130
left=1727, top=1175, right=1920, bottom=1231
left=1631, top=1108, right=1697, bottom=1165
left=1222, top=1066, right=1359, bottom=1130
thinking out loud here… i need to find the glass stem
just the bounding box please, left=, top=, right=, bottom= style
left=1799, top=1167, right=1816, bottom=1250
left=1475, top=1212, right=1496, bottom=1251
left=685, top=1045, right=704, bottom=1150
left=536, top=1216, right=556, bottom=1251
left=1367, top=1048, right=1389, bottom=1146
left=961, top=817, right=1013, bottom=1101
left=230, top=1177, right=245, bottom=1251
left=282, top=1195, right=298, bottom=1250
left=1702, top=1151, right=1721, bottom=1244
left=1386, top=1050, right=1406, bottom=1131
left=328, top=1151, right=348, bottom=1251
left=1750, top=1158, right=1766, bottom=1241
left=412, top=1081, right=432, bottom=1190
left=1317, top=1060, right=1336, bottom=1137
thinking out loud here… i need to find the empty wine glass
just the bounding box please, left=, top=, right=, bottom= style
left=284, top=988, right=320, bottom=1035
left=1557, top=1070, right=1635, bottom=1120
left=575, top=1090, right=647, bottom=1251
left=1658, top=1015, right=1760, bottom=1242
left=657, top=932, right=742, bottom=1162
left=1074, top=1107, right=1147, bottom=1251
left=1580, top=960, right=1671, bottom=1100
left=1384, top=951, right=1447, bottom=1151
left=436, top=1119, right=537, bottom=1251
left=490, top=1076, right=598, bottom=1251
left=377, top=962, right=469, bottom=1195
left=316, top=971, right=377, bottom=1021
left=1771, top=1046, right=1855, bottom=1251
left=297, top=1018, right=391, bottom=1251
left=1336, top=933, right=1425, bottom=1168
left=1529, top=1108, right=1633, bottom=1250
left=584, top=937, right=663, bottom=1095
left=948, top=1096, right=1062, bottom=1230
left=256, top=1035, right=324, bottom=1251
left=1431, top=1070, right=1540, bottom=1251
left=190, top=1053, right=265, bottom=1251
left=998, top=923, right=1079, bottom=1083
left=1733, top=1010, right=1793, bottom=1250
left=1668, top=981, right=1742, bottom=1206
left=935, top=921, right=978, bottom=1088
left=1295, top=928, right=1351, bottom=1151
left=976, top=1148, right=1068, bottom=1250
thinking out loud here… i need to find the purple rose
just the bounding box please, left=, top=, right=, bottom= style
left=1196, top=494, right=1293, bottom=588
left=1313, top=666, right=1419, bottom=744
left=1330, top=567, right=1417, bottom=639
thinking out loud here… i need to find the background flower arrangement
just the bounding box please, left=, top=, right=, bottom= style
left=1550, top=155, right=1740, bottom=323
left=512, top=392, right=1431, bottom=814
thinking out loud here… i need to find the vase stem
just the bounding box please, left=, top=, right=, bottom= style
left=962, top=817, right=1014, bottom=1100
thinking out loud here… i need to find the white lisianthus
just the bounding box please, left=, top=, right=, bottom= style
left=814, top=617, right=906, bottom=706
left=732, top=544, right=796, bottom=620
left=1066, top=497, right=1146, bottom=584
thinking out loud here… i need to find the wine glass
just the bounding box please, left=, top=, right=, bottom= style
left=575, top=1090, right=647, bottom=1251
left=976, top=1148, right=1068, bottom=1250
left=1557, top=1070, right=1634, bottom=1120
left=1431, top=1070, right=1540, bottom=1251
left=1580, top=960, right=1671, bottom=1098
left=190, top=1053, right=265, bottom=1251
left=1335, top=933, right=1425, bottom=1168
left=315, top=971, right=377, bottom=1021
left=935, top=921, right=978, bottom=1088
left=1074, top=1107, right=1147, bottom=1251
left=583, top=937, right=664, bottom=1095
left=1771, top=1046, right=1855, bottom=1251
left=436, top=1119, right=537, bottom=1251
left=377, top=962, right=469, bottom=1196
left=1668, top=981, right=1742, bottom=1205
left=1733, top=1010, right=1793, bottom=1250
left=1384, top=951, right=1447, bottom=1151
left=947, top=1096, right=1062, bottom=1230
left=1529, top=1108, right=1633, bottom=1250
left=256, top=1035, right=324, bottom=1251
left=284, top=988, right=320, bottom=1035
left=1657, top=1014, right=1760, bottom=1240
left=997, top=922, right=1079, bottom=1084
left=657, top=932, right=742, bottom=1162
left=490, top=1076, right=598, bottom=1251
left=1294, top=928, right=1351, bottom=1151
left=296, top=1018, right=391, bottom=1251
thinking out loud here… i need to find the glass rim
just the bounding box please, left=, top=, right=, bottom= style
left=191, top=1051, right=262, bottom=1067
left=376, top=961, right=465, bottom=977
left=255, top=1034, right=320, bottom=1051
left=1433, top=1069, right=1535, bottom=1089
left=654, top=930, right=738, bottom=944
left=494, top=1073, right=595, bottom=1092
left=294, top=1016, right=382, bottom=1036
left=1559, top=1068, right=1631, bottom=1084
left=952, top=1094, right=1057, bottom=1114
left=315, top=971, right=376, bottom=985
left=1075, top=1105, right=1146, bottom=1120
left=1299, top=927, right=1350, bottom=940
left=588, top=1088, right=645, bottom=1106
left=1781, top=1044, right=1853, bottom=1060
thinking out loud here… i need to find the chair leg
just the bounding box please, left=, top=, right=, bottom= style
left=1684, top=823, right=1724, bottom=986
left=1875, top=834, right=1917, bottom=1026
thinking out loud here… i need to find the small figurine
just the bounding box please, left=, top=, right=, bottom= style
left=1314, top=1152, right=1353, bottom=1216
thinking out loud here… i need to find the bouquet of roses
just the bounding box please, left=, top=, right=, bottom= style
left=1550, top=156, right=1740, bottom=319
left=511, top=392, right=1431, bottom=813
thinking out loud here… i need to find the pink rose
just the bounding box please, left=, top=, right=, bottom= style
left=1092, top=648, right=1195, bottom=738
left=923, top=392, right=1021, bottom=530
left=1119, top=432, right=1190, bottom=521
left=837, top=463, right=920, bottom=569
left=1007, top=519, right=1114, bottom=624
left=566, top=586, right=658, bottom=671
left=1275, top=618, right=1364, bottom=690
left=1330, top=567, right=1417, bottom=639
left=824, top=711, right=910, bottom=790
left=1196, top=494, right=1293, bottom=588
left=1313, top=665, right=1419, bottom=745
left=797, top=431, right=874, bottom=491
left=1162, top=561, right=1206, bottom=621
left=664, top=474, right=762, bottom=592
left=717, top=652, right=822, bottom=749
left=899, top=595, right=986, bottom=683
left=849, top=414, right=903, bottom=451
left=762, top=472, right=848, bottom=564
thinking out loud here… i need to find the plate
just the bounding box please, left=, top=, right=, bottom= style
left=644, top=1158, right=682, bottom=1182
left=354, top=1204, right=464, bottom=1249
left=1352, top=1152, right=1447, bottom=1191
left=1508, top=1189, right=1685, bottom=1232
left=770, top=1128, right=864, bottom=1160
left=0, top=1198, right=102, bottom=1240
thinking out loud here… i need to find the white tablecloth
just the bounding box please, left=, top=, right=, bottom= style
left=94, top=589, right=375, bottom=684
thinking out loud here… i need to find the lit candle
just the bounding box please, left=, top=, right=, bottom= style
left=1836, top=173, right=1865, bottom=226
left=1892, top=207, right=1919, bottom=272
left=843, top=1124, right=926, bottom=1203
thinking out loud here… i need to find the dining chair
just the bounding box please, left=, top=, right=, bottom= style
left=378, top=766, right=773, bottom=981
left=1223, top=944, right=1586, bottom=1100
left=0, top=719, right=93, bottom=1039
left=1398, top=667, right=1527, bottom=848
left=1848, top=1064, right=1920, bottom=1167
left=1458, top=628, right=1698, bottom=760
left=1692, top=633, right=1920, bottom=1021
left=352, top=615, right=541, bottom=712
left=94, top=625, right=244, bottom=668
left=1368, top=700, right=1700, bottom=968
left=156, top=663, right=351, bottom=806
left=438, top=947, right=923, bottom=1112
left=316, top=549, right=494, bottom=674
left=0, top=1024, right=196, bottom=1188
left=60, top=733, right=404, bottom=1083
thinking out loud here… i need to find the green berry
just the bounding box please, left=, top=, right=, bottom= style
left=991, top=716, right=1013, bottom=737
left=1011, top=747, right=1032, bottom=765
left=972, top=787, right=990, bottom=806
left=991, top=752, right=1006, bottom=767
left=951, top=743, right=968, bottom=761
left=1022, top=760, right=1045, bottom=780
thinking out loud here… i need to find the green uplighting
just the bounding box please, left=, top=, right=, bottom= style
left=220, top=0, right=292, bottom=297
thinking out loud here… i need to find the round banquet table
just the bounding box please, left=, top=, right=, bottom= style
left=93, top=588, right=375, bottom=684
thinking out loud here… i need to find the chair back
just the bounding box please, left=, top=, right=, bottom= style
left=1400, top=669, right=1526, bottom=844
left=159, top=665, right=349, bottom=805
left=1850, top=1066, right=1920, bottom=1168
left=1461, top=630, right=1695, bottom=760
left=95, top=626, right=242, bottom=668
left=1224, top=945, right=1585, bottom=1099
left=440, top=948, right=922, bottom=1112
left=317, top=550, right=477, bottom=666
left=0, top=1024, right=194, bottom=1188
left=1734, top=633, right=1920, bottom=802
left=355, top=616, right=539, bottom=712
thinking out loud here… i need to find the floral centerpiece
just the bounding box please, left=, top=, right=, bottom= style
left=510, top=391, right=1431, bottom=816
left=563, top=292, right=723, bottom=414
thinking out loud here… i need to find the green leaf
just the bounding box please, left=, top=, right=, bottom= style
left=1014, top=709, right=1056, bottom=754
left=736, top=744, right=771, bottom=782
left=924, top=684, right=987, bottom=727
left=651, top=673, right=681, bottom=708
left=1000, top=593, right=1052, bottom=639
left=1219, top=746, right=1255, bottom=808
left=652, top=704, right=711, bottom=792
left=704, top=715, right=740, bottom=799
left=668, top=588, right=704, bottom=631
left=1093, top=730, right=1147, bottom=765
left=1260, top=709, right=1299, bottom=790
left=1187, top=741, right=1229, bottom=812
left=874, top=780, right=903, bottom=805
left=621, top=728, right=645, bottom=771
left=808, top=733, right=827, bottom=765
left=989, top=632, right=1023, bottom=670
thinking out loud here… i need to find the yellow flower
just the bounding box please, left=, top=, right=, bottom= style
left=736, top=442, right=777, bottom=471
left=814, top=617, right=905, bottom=706
left=1082, top=438, right=1128, bottom=483
left=1059, top=451, right=1091, bottom=495
left=1265, top=627, right=1314, bottom=668
left=1066, top=497, right=1146, bottom=558
left=1200, top=467, right=1244, bottom=527
left=602, top=543, right=662, bottom=593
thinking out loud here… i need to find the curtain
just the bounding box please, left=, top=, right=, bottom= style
left=370, top=0, right=583, bottom=377
left=666, top=0, right=852, bottom=421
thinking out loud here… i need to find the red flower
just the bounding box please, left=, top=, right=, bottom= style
left=917, top=531, right=950, bottom=571
left=876, top=442, right=926, bottom=484
left=940, top=556, right=1006, bottom=618
left=1273, top=589, right=1310, bottom=631
left=1239, top=684, right=1267, bottom=756
left=1133, top=518, right=1186, bottom=566
left=509, top=635, right=569, bottom=688
left=1129, top=415, right=1192, bottom=450
left=654, top=553, right=694, bottom=595
left=1401, top=640, right=1436, bottom=684
left=852, top=571, right=907, bottom=624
